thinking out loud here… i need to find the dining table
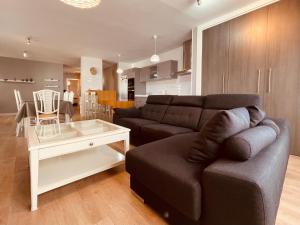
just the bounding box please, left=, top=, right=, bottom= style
left=15, top=100, right=74, bottom=124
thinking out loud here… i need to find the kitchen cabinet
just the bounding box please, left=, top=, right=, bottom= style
left=140, top=67, right=149, bottom=82
left=156, top=60, right=178, bottom=80
left=201, top=0, right=300, bottom=156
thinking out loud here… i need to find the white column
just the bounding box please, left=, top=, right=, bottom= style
left=80, top=56, right=103, bottom=115
left=191, top=26, right=203, bottom=96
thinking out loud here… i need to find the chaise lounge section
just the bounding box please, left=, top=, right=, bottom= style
left=114, top=94, right=290, bottom=225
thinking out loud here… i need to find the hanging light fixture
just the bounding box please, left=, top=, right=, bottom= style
left=60, top=0, right=101, bottom=9
left=150, top=35, right=160, bottom=63
left=23, top=51, right=28, bottom=58
left=117, top=54, right=124, bottom=74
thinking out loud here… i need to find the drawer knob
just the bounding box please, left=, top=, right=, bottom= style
left=89, top=142, right=94, bottom=147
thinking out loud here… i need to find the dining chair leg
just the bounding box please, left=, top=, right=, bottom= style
left=16, top=122, right=20, bottom=137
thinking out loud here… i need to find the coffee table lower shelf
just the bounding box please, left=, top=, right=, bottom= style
left=38, top=145, right=125, bottom=195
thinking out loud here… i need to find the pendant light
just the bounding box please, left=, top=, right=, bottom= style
left=150, top=35, right=160, bottom=63
left=60, top=0, right=101, bottom=9
left=117, top=54, right=124, bottom=74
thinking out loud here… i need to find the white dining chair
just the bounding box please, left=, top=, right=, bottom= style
left=33, top=90, right=60, bottom=125
left=14, top=89, right=23, bottom=136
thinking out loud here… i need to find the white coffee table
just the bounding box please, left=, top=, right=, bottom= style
left=27, top=119, right=130, bottom=211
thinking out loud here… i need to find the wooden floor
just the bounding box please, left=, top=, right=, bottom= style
left=0, top=115, right=299, bottom=225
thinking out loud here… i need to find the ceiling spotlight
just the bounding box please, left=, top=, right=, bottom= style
left=60, top=0, right=101, bottom=9
left=23, top=51, right=28, bottom=58
left=26, top=37, right=31, bottom=45
left=196, top=0, right=201, bottom=6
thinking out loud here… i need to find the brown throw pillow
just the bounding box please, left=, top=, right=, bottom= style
left=259, top=119, right=280, bottom=135
left=247, top=105, right=266, bottom=127
left=188, top=108, right=250, bottom=164
left=224, top=125, right=277, bottom=161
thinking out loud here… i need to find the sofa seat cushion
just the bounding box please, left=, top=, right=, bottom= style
left=126, top=132, right=205, bottom=221
left=117, top=118, right=158, bottom=137
left=141, top=123, right=194, bottom=142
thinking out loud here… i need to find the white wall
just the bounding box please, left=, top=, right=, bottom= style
left=80, top=56, right=103, bottom=95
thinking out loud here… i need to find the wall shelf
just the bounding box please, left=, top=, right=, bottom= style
left=44, top=85, right=59, bottom=88
left=44, top=79, right=59, bottom=82
left=0, top=78, right=35, bottom=84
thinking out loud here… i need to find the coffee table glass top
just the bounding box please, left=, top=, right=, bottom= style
left=35, top=120, right=120, bottom=144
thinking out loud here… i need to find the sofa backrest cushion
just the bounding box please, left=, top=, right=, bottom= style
left=188, top=108, right=250, bottom=164
left=141, top=104, right=169, bottom=122
left=170, top=96, right=205, bottom=107
left=161, top=106, right=203, bottom=130
left=204, top=94, right=261, bottom=109
left=224, top=125, right=278, bottom=161
left=146, top=95, right=173, bottom=105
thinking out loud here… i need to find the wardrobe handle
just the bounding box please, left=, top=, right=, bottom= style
left=222, top=73, right=225, bottom=94
left=257, top=69, right=261, bottom=93
left=268, top=68, right=272, bottom=93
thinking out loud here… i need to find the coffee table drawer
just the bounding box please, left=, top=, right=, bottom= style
left=39, top=139, right=100, bottom=160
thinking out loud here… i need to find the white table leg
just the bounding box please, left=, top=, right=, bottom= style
left=124, top=134, right=130, bottom=153
left=30, top=150, right=39, bottom=211
left=24, top=117, right=30, bottom=138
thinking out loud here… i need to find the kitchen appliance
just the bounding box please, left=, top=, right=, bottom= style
left=128, top=78, right=135, bottom=100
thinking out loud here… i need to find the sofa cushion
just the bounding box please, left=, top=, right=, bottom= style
left=247, top=106, right=266, bottom=127
left=161, top=106, right=203, bottom=130
left=189, top=108, right=250, bottom=164
left=259, top=119, right=280, bottom=135
left=204, top=94, right=261, bottom=109
left=146, top=95, right=173, bottom=105
left=198, top=109, right=221, bottom=130
left=224, top=125, right=278, bottom=161
left=126, top=132, right=205, bottom=221
left=171, top=96, right=205, bottom=107
left=141, top=104, right=169, bottom=122
left=141, top=123, right=193, bottom=142
left=117, top=118, right=158, bottom=138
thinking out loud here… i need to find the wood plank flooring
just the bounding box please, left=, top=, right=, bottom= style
left=0, top=115, right=299, bottom=225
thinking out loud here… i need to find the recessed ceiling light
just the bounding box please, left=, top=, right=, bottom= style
left=60, top=0, right=101, bottom=9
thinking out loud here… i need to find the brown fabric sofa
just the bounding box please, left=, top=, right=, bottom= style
left=113, top=94, right=290, bottom=225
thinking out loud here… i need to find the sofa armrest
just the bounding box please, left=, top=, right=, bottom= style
left=201, top=119, right=290, bottom=225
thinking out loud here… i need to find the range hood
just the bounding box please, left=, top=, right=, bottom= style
left=176, top=39, right=192, bottom=76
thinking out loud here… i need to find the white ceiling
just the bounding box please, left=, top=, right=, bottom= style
left=0, top=0, right=270, bottom=66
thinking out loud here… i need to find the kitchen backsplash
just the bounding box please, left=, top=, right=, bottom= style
left=146, top=74, right=191, bottom=95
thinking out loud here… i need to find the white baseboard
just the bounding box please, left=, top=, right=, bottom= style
left=0, top=113, right=17, bottom=116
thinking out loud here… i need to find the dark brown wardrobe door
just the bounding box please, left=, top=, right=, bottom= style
left=227, top=7, right=268, bottom=95
left=264, top=0, right=300, bottom=155
left=202, top=22, right=229, bottom=95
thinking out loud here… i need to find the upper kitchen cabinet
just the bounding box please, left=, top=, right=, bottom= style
left=227, top=7, right=268, bottom=95
left=140, top=67, right=150, bottom=82
left=183, top=39, right=192, bottom=70
left=202, top=22, right=230, bottom=95
left=156, top=60, right=178, bottom=80
left=123, top=68, right=140, bottom=79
